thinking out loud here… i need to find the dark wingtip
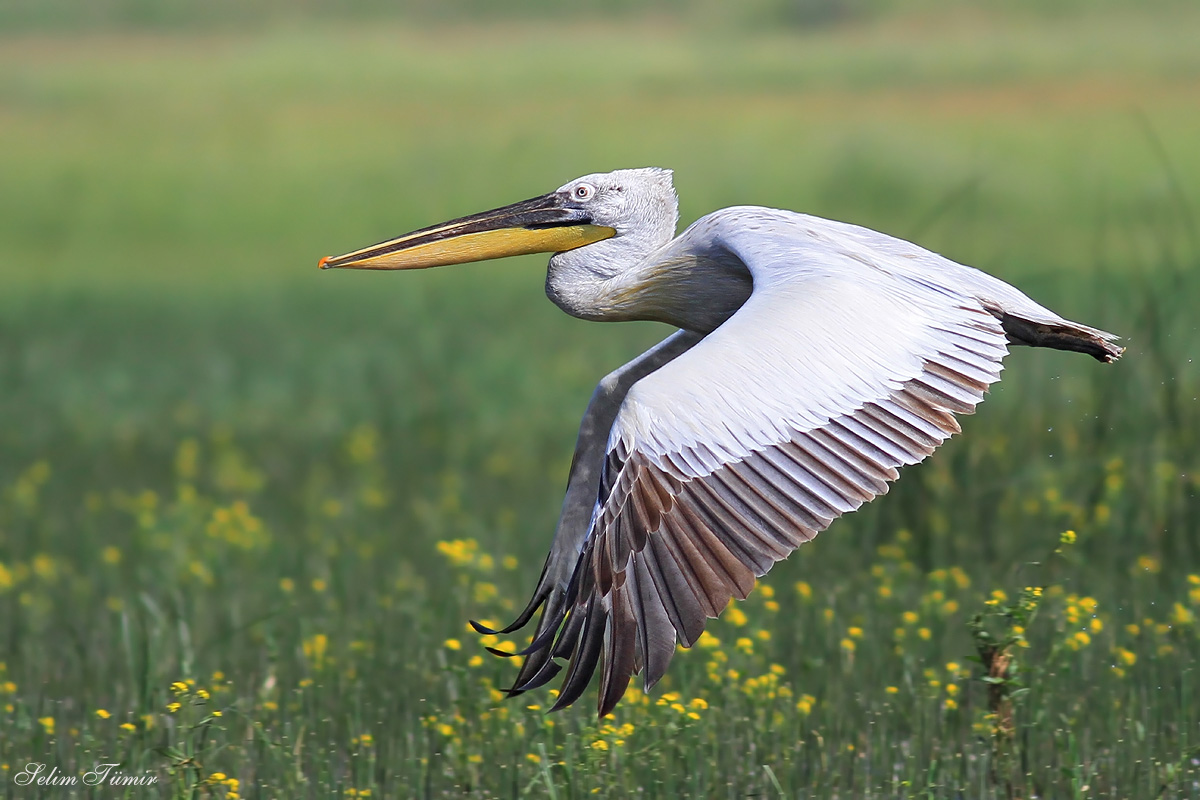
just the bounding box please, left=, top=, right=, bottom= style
left=1097, top=342, right=1125, bottom=364
left=510, top=658, right=564, bottom=695
left=548, top=600, right=605, bottom=713
left=468, top=582, right=553, bottom=637
left=485, top=646, right=520, bottom=658
left=597, top=680, right=629, bottom=720
left=998, top=313, right=1126, bottom=364
left=547, top=688, right=578, bottom=713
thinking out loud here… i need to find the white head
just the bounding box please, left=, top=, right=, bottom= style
left=553, top=168, right=679, bottom=252
left=318, top=166, right=688, bottom=321
left=319, top=167, right=677, bottom=272
left=545, top=168, right=680, bottom=316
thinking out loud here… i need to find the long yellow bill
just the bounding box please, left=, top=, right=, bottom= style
left=319, top=191, right=615, bottom=271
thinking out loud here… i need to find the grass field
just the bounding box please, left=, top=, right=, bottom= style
left=2, top=6, right=1200, bottom=797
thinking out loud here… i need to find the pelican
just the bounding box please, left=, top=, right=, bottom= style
left=320, top=167, right=1122, bottom=717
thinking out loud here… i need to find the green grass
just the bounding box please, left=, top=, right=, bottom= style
left=1, top=7, right=1199, bottom=797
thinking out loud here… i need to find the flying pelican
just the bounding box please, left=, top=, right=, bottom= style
left=320, top=167, right=1122, bottom=717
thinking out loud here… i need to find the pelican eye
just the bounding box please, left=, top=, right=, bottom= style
left=572, top=183, right=596, bottom=201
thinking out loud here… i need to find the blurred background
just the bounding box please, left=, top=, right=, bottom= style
left=1, top=0, right=1198, bottom=795
left=2, top=0, right=1196, bottom=465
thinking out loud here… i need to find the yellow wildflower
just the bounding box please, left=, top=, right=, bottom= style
left=725, top=605, right=748, bottom=627
left=303, top=633, right=328, bottom=666
left=950, top=567, right=971, bottom=589
left=436, top=539, right=479, bottom=569
left=1135, top=555, right=1160, bottom=574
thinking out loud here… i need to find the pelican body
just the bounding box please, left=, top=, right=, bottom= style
left=322, top=168, right=1121, bottom=717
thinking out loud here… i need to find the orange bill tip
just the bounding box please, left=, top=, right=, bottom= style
left=318, top=255, right=331, bottom=270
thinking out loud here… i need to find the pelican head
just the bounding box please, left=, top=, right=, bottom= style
left=321, top=167, right=745, bottom=330
left=318, top=167, right=677, bottom=274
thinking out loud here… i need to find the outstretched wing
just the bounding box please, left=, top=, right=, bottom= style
left=470, top=329, right=703, bottom=693
left=488, top=210, right=1015, bottom=716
